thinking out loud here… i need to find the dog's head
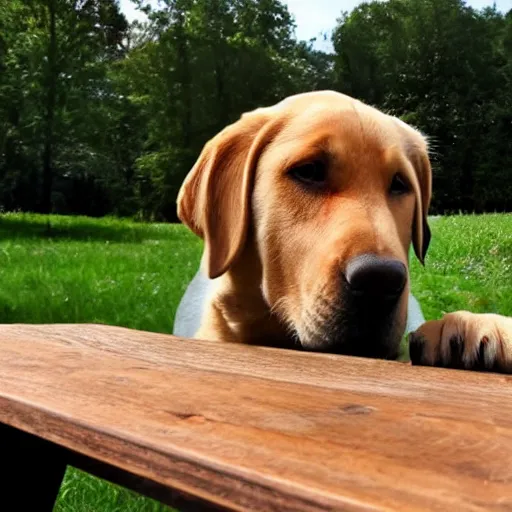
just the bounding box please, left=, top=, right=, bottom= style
left=178, top=91, right=432, bottom=358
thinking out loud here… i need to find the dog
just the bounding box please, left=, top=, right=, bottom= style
left=173, top=90, right=512, bottom=372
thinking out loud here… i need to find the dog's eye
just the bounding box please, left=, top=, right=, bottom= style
left=389, top=173, right=411, bottom=196
left=288, top=160, right=327, bottom=188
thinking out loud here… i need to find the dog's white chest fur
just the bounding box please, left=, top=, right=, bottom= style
left=173, top=270, right=426, bottom=340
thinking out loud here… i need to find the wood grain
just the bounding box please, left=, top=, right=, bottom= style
left=0, top=324, right=512, bottom=511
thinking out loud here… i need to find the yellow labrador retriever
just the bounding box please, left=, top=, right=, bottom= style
left=174, top=90, right=512, bottom=372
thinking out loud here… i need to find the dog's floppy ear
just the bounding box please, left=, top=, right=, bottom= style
left=177, top=110, right=278, bottom=279
left=410, top=140, right=432, bottom=265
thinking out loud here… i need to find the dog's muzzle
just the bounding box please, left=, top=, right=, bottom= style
left=300, top=254, right=407, bottom=359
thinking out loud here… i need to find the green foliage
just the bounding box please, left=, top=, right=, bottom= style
left=0, top=0, right=130, bottom=214
left=0, top=0, right=511, bottom=218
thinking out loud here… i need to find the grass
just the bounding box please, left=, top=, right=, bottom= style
left=0, top=211, right=510, bottom=511
left=0, top=214, right=203, bottom=331
left=409, top=213, right=512, bottom=320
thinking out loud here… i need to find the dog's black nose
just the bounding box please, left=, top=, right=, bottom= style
left=345, top=254, right=406, bottom=300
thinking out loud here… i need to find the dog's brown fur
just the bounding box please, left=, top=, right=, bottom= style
left=178, top=90, right=512, bottom=371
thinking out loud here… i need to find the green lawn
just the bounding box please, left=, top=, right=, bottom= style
left=409, top=214, right=512, bottom=320
left=0, top=212, right=510, bottom=511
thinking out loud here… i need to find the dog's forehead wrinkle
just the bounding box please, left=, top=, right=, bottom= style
left=267, top=121, right=396, bottom=172
left=349, top=100, right=373, bottom=144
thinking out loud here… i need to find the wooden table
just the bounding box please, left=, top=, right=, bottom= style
left=0, top=324, right=511, bottom=511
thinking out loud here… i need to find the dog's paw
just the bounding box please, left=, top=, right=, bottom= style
left=408, top=311, right=512, bottom=373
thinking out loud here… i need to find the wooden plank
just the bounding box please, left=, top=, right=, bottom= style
left=0, top=324, right=511, bottom=511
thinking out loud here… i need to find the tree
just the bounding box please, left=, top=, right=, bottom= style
left=2, top=0, right=511, bottom=219
left=0, top=0, right=128, bottom=214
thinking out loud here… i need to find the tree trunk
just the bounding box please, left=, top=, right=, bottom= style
left=175, top=6, right=192, bottom=148
left=41, top=0, right=57, bottom=214
left=214, top=50, right=229, bottom=128
left=460, top=143, right=475, bottom=212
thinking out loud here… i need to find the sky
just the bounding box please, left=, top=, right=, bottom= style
left=119, top=0, right=512, bottom=52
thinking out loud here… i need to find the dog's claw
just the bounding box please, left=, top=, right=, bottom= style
left=446, top=336, right=463, bottom=369
left=408, top=332, right=425, bottom=365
